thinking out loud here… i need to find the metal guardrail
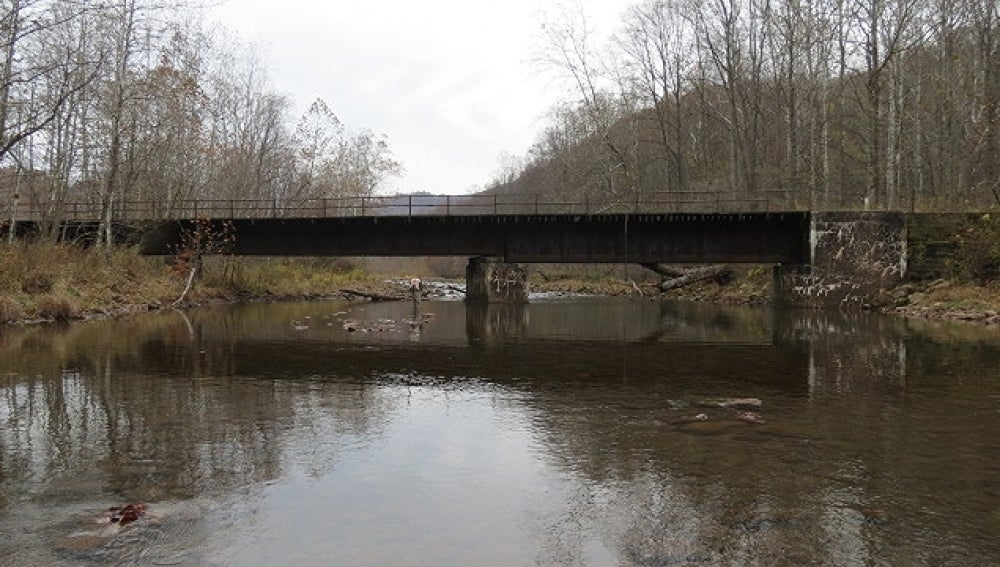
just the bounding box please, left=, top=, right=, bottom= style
left=6, top=190, right=817, bottom=222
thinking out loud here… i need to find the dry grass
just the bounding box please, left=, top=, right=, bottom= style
left=0, top=295, right=22, bottom=323
left=34, top=294, right=80, bottom=321
left=0, top=242, right=179, bottom=322
left=907, top=280, right=1000, bottom=311
left=198, top=257, right=377, bottom=298
left=667, top=265, right=773, bottom=304
left=0, top=244, right=392, bottom=324
left=531, top=277, right=638, bottom=296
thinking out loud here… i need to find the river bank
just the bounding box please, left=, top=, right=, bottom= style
left=0, top=242, right=402, bottom=325
left=532, top=266, right=1000, bottom=326
left=2, top=243, right=999, bottom=326
left=888, top=280, right=1000, bottom=324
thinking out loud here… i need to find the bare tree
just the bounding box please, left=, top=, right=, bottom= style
left=851, top=0, right=925, bottom=209
left=0, top=1, right=101, bottom=168
left=617, top=0, right=695, bottom=193
left=128, top=25, right=211, bottom=217
left=203, top=40, right=293, bottom=206
left=328, top=129, right=402, bottom=200
left=692, top=0, right=773, bottom=194
left=537, top=2, right=639, bottom=206
left=292, top=97, right=342, bottom=201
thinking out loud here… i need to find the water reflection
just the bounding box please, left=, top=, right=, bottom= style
left=1, top=299, right=999, bottom=565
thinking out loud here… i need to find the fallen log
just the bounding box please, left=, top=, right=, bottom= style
left=658, top=265, right=734, bottom=291
left=640, top=263, right=687, bottom=278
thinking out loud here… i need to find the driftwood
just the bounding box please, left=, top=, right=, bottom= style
left=640, top=263, right=688, bottom=278
left=658, top=265, right=734, bottom=292
left=629, top=280, right=643, bottom=296
left=339, top=288, right=404, bottom=302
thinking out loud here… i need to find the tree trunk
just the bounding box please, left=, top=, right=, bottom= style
left=658, top=265, right=734, bottom=291
left=0, top=0, right=21, bottom=155
left=101, top=0, right=137, bottom=248
left=640, top=263, right=687, bottom=278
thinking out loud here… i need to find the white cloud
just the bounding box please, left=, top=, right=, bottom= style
left=209, top=0, right=631, bottom=195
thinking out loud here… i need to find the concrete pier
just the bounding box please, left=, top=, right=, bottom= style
left=465, top=257, right=528, bottom=304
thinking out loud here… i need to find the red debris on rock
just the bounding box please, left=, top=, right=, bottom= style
left=107, top=504, right=145, bottom=526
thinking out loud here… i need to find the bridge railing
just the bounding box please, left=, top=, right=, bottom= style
left=8, top=189, right=815, bottom=222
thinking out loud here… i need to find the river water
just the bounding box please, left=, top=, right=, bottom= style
left=1, top=297, right=998, bottom=566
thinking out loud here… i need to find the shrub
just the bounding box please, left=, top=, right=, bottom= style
left=957, top=214, right=1000, bottom=283
left=0, top=296, right=22, bottom=324
left=21, top=272, right=54, bottom=294
left=35, top=294, right=80, bottom=321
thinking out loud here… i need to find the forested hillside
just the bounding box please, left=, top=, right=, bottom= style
left=489, top=0, right=1000, bottom=213
left=0, top=1, right=401, bottom=242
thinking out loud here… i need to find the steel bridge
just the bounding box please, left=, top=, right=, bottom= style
left=137, top=212, right=810, bottom=264
left=9, top=192, right=812, bottom=264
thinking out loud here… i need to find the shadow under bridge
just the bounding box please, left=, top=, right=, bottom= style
left=139, top=212, right=811, bottom=264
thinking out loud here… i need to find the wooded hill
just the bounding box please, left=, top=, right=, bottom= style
left=0, top=1, right=401, bottom=242
left=486, top=0, right=1000, bottom=213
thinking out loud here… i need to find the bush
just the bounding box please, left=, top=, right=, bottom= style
left=0, top=296, right=22, bottom=324
left=35, top=294, right=80, bottom=321
left=21, top=272, right=54, bottom=294
left=957, top=214, right=1000, bottom=283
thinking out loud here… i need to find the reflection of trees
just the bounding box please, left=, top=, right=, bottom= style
left=0, top=312, right=398, bottom=504
left=518, top=309, right=1000, bottom=564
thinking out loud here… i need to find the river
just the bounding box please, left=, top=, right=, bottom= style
left=1, top=297, right=998, bottom=566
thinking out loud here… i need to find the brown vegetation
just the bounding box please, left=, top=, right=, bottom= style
left=894, top=280, right=1000, bottom=324
left=0, top=243, right=390, bottom=325
left=200, top=257, right=380, bottom=299
left=0, top=242, right=177, bottom=322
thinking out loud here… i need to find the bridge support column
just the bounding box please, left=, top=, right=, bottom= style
left=774, top=212, right=907, bottom=309
left=465, top=257, right=528, bottom=304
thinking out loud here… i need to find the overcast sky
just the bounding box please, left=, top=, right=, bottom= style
left=208, top=0, right=632, bottom=196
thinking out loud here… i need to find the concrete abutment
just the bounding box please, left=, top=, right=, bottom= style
left=774, top=212, right=907, bottom=309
